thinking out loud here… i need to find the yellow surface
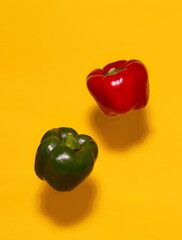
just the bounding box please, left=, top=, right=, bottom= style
left=0, top=0, right=182, bottom=239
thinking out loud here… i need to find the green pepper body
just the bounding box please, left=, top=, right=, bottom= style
left=35, top=127, right=98, bottom=191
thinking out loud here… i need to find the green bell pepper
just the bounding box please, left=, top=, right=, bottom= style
left=35, top=127, right=98, bottom=191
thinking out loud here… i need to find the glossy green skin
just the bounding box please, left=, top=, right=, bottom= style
left=35, top=127, right=98, bottom=191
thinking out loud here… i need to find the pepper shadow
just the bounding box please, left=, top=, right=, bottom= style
left=39, top=179, right=97, bottom=226
left=89, top=107, right=151, bottom=151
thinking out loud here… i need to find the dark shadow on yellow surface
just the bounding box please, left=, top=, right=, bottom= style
left=40, top=179, right=97, bottom=226
left=89, top=107, right=150, bottom=150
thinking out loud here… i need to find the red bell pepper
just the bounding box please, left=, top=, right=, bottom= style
left=87, top=60, right=149, bottom=117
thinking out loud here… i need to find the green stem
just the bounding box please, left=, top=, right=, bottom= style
left=103, top=67, right=124, bottom=76
left=62, top=134, right=80, bottom=150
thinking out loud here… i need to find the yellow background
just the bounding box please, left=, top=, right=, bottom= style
left=0, top=0, right=182, bottom=239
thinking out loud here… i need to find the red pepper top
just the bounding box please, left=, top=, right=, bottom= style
left=87, top=60, right=149, bottom=117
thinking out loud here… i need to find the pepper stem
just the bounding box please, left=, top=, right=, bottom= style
left=103, top=67, right=124, bottom=76
left=62, top=134, right=80, bottom=150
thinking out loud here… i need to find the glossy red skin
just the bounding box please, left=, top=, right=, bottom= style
left=87, top=60, right=149, bottom=117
